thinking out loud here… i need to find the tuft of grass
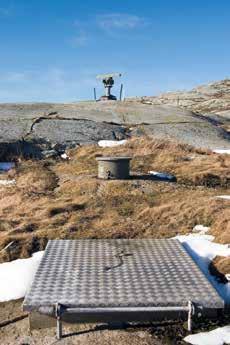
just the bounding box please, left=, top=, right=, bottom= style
left=117, top=201, right=134, bottom=217
left=209, top=256, right=230, bottom=283
left=48, top=203, right=85, bottom=217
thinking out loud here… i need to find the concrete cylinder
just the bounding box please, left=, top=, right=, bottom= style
left=96, top=157, right=131, bottom=180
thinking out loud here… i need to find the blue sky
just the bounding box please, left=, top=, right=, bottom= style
left=0, top=0, right=229, bottom=102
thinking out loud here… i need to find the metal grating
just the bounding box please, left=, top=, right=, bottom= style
left=23, top=239, right=224, bottom=312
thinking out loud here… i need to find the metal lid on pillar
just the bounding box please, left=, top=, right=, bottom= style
left=96, top=156, right=131, bottom=161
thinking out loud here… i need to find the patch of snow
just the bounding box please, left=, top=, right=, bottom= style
left=60, top=153, right=70, bottom=160
left=148, top=171, right=176, bottom=182
left=98, top=140, right=127, bottom=148
left=0, top=179, right=16, bottom=186
left=177, top=233, right=215, bottom=242
left=175, top=234, right=230, bottom=304
left=192, top=224, right=210, bottom=234
left=215, top=195, right=230, bottom=200
left=213, top=149, right=230, bottom=154
left=184, top=325, right=230, bottom=345
left=0, top=162, right=15, bottom=171
left=0, top=251, right=44, bottom=302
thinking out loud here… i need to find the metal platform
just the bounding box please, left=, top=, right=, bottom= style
left=23, top=239, right=224, bottom=339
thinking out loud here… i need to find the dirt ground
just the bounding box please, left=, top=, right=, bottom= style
left=0, top=299, right=230, bottom=345
left=0, top=300, right=181, bottom=345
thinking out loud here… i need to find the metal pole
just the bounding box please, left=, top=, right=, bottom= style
left=57, top=316, right=62, bottom=340
left=120, top=84, right=123, bottom=101
left=56, top=303, right=63, bottom=340
left=94, top=88, right=97, bottom=101
left=63, top=305, right=190, bottom=314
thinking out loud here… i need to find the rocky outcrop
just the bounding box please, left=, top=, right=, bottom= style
left=0, top=97, right=230, bottom=159
left=134, top=79, right=230, bottom=116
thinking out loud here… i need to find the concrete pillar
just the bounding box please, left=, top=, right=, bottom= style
left=96, top=157, right=132, bottom=179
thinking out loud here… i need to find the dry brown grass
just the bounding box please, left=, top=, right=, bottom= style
left=209, top=256, right=230, bottom=283
left=58, top=137, right=230, bottom=187
left=0, top=137, right=229, bottom=263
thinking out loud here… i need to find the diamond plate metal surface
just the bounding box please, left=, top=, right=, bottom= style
left=23, top=239, right=224, bottom=311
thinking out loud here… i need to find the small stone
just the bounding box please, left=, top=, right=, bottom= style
left=41, top=149, right=58, bottom=158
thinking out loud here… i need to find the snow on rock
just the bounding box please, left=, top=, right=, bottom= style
left=0, top=179, right=16, bottom=186
left=148, top=171, right=176, bottom=182
left=0, top=162, right=15, bottom=171
left=192, top=224, right=210, bottom=234
left=0, top=251, right=44, bottom=302
left=98, top=140, right=127, bottom=148
left=184, top=325, right=230, bottom=345
left=175, top=234, right=230, bottom=304
left=213, top=149, right=230, bottom=154
left=215, top=195, right=230, bottom=200
left=176, top=233, right=215, bottom=242
left=60, top=153, right=70, bottom=160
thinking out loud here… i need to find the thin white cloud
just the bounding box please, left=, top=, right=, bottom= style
left=2, top=72, right=28, bottom=82
left=0, top=67, right=97, bottom=102
left=74, top=19, right=86, bottom=28
left=0, top=8, right=10, bottom=16
left=96, top=13, right=147, bottom=30
left=71, top=13, right=148, bottom=45
left=71, top=31, right=88, bottom=47
left=0, top=5, right=14, bottom=17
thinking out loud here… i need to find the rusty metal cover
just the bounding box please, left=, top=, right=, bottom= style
left=23, top=239, right=224, bottom=312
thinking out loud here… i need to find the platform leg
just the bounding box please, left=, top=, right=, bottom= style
left=188, top=300, right=193, bottom=332
left=55, top=303, right=63, bottom=340
left=57, top=317, right=62, bottom=340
